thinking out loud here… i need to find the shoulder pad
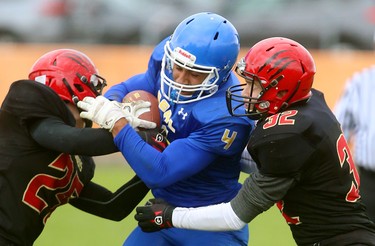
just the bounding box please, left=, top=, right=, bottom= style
left=2, top=80, right=74, bottom=125
left=249, top=109, right=315, bottom=177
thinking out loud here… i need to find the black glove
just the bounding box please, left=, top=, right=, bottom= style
left=135, top=198, right=175, bottom=232
left=137, top=128, right=169, bottom=152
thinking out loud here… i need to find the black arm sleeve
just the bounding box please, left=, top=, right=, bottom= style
left=69, top=175, right=149, bottom=221
left=29, top=117, right=118, bottom=156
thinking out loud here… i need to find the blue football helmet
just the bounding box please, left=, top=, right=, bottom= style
left=161, top=12, right=240, bottom=104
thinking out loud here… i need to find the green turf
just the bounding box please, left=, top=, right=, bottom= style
left=34, top=163, right=296, bottom=246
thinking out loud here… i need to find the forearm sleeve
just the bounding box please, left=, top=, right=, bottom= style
left=69, top=175, right=149, bottom=221
left=172, top=202, right=246, bottom=231
left=30, top=117, right=117, bottom=155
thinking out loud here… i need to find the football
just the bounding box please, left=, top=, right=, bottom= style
left=123, top=90, right=161, bottom=127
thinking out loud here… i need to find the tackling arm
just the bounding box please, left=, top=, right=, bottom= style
left=30, top=117, right=166, bottom=155
left=29, top=117, right=117, bottom=155
left=135, top=172, right=295, bottom=231
left=174, top=173, right=295, bottom=229
left=69, top=175, right=149, bottom=221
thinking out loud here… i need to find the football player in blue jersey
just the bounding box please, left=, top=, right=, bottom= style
left=78, top=12, right=254, bottom=246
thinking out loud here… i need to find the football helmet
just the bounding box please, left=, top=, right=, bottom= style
left=28, top=49, right=106, bottom=104
left=227, top=37, right=316, bottom=120
left=161, top=12, right=240, bottom=104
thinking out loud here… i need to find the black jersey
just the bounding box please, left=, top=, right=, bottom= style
left=247, top=89, right=375, bottom=245
left=0, top=80, right=99, bottom=245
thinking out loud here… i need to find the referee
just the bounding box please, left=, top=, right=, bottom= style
left=334, top=65, right=375, bottom=222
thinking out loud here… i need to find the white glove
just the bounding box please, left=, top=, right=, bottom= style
left=112, top=100, right=157, bottom=130
left=77, top=96, right=124, bottom=131
left=78, top=96, right=156, bottom=131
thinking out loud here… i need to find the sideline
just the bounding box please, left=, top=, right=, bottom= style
left=0, top=44, right=373, bottom=109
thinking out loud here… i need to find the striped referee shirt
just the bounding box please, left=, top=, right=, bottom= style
left=334, top=65, right=375, bottom=171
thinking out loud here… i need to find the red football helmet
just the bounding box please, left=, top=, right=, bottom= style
left=28, top=49, right=106, bottom=104
left=226, top=37, right=316, bottom=120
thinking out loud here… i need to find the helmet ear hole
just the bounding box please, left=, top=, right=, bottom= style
left=74, top=84, right=84, bottom=93
left=45, top=77, right=54, bottom=87
left=277, top=90, right=288, bottom=99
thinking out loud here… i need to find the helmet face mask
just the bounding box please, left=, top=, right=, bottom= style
left=161, top=41, right=219, bottom=104
left=226, top=80, right=271, bottom=121
left=74, top=72, right=107, bottom=102
left=226, top=37, right=316, bottom=120
left=29, top=49, right=107, bottom=104
left=161, top=12, right=240, bottom=104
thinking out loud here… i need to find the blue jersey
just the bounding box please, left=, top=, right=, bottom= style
left=105, top=38, right=253, bottom=207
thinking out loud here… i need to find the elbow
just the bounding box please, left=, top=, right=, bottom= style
left=101, top=210, right=132, bottom=221
left=143, top=180, right=159, bottom=189
left=142, top=177, right=172, bottom=189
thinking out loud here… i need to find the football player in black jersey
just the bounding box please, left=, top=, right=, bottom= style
left=135, top=37, right=375, bottom=245
left=0, top=49, right=166, bottom=245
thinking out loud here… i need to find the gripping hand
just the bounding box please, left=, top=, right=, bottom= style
left=113, top=101, right=156, bottom=129
left=135, top=198, right=175, bottom=232
left=78, top=96, right=125, bottom=131
left=78, top=96, right=156, bottom=131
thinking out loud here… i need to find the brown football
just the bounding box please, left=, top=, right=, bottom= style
left=123, top=90, right=161, bottom=127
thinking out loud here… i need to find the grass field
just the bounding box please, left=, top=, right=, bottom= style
left=34, top=156, right=296, bottom=246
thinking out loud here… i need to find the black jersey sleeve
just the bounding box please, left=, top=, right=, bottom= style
left=29, top=117, right=118, bottom=156
left=69, top=175, right=149, bottom=221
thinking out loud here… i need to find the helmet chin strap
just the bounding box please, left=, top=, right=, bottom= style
left=280, top=80, right=301, bottom=111
left=62, top=78, right=92, bottom=127
left=62, top=78, right=79, bottom=104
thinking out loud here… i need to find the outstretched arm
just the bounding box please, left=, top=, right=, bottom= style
left=135, top=198, right=246, bottom=232
left=135, top=173, right=295, bottom=231
left=70, top=175, right=149, bottom=221
left=69, top=128, right=167, bottom=221
left=30, top=117, right=117, bottom=156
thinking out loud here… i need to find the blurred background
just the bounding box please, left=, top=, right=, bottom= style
left=0, top=0, right=374, bottom=49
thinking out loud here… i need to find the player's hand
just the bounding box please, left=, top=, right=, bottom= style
left=78, top=96, right=126, bottom=131
left=78, top=96, right=156, bottom=130
left=135, top=198, right=175, bottom=232
left=113, top=101, right=156, bottom=130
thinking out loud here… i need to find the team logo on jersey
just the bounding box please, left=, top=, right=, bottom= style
left=178, top=107, right=188, bottom=120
